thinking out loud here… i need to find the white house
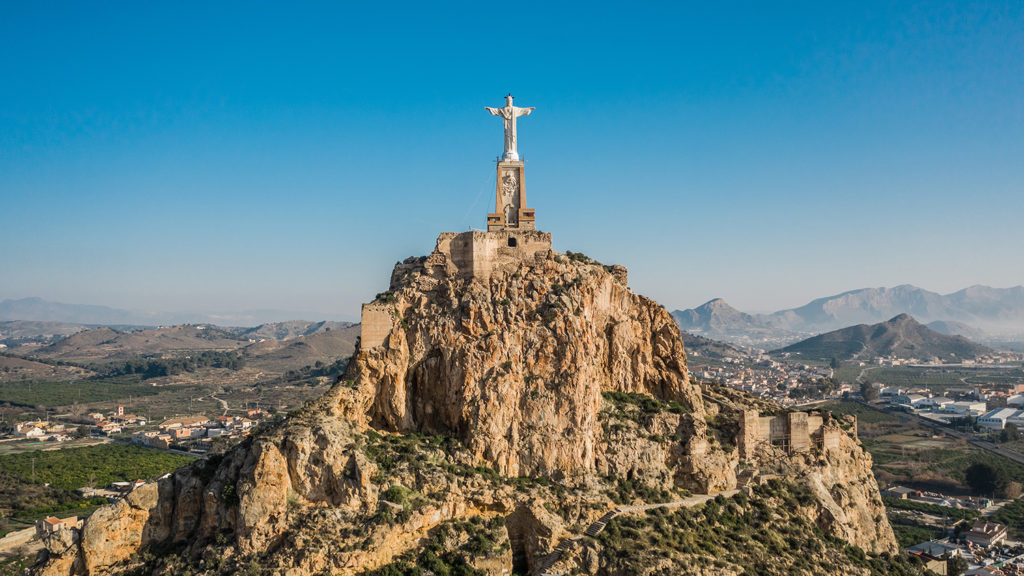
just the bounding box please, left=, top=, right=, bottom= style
left=977, top=408, right=1024, bottom=430
left=964, top=520, right=1007, bottom=548
left=979, top=408, right=1017, bottom=430
left=14, top=423, right=46, bottom=438
left=945, top=401, right=987, bottom=416
left=892, top=394, right=929, bottom=408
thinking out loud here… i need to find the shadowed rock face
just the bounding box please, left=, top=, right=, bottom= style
left=36, top=244, right=897, bottom=576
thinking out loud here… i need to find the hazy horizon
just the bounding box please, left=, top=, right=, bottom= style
left=6, top=280, right=1024, bottom=329
left=3, top=2, right=1022, bottom=317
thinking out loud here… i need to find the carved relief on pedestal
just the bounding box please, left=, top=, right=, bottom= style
left=501, top=169, right=520, bottom=226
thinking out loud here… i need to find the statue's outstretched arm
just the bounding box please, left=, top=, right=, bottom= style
left=485, top=107, right=501, bottom=116
left=517, top=107, right=535, bottom=117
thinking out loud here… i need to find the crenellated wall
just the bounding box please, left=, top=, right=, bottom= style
left=738, top=409, right=849, bottom=459
left=360, top=230, right=554, bottom=350
left=439, top=229, right=552, bottom=282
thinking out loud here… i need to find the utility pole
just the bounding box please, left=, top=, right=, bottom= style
left=31, top=457, right=36, bottom=484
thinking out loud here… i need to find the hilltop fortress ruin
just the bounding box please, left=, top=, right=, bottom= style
left=36, top=94, right=899, bottom=576
left=362, top=94, right=556, bottom=350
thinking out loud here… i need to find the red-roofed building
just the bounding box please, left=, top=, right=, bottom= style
left=36, top=516, right=81, bottom=535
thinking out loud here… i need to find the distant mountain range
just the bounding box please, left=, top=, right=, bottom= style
left=673, top=285, right=1024, bottom=348
left=234, top=320, right=353, bottom=341
left=0, top=297, right=353, bottom=327
left=672, top=299, right=807, bottom=347
left=0, top=319, right=355, bottom=349
left=3, top=321, right=361, bottom=376
left=775, top=314, right=994, bottom=363
left=923, top=320, right=986, bottom=340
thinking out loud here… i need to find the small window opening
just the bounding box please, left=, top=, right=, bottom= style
left=508, top=237, right=518, bottom=247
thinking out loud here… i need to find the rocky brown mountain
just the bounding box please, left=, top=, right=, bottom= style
left=235, top=320, right=356, bottom=342
left=30, top=325, right=247, bottom=362
left=671, top=298, right=807, bottom=348
left=776, top=313, right=994, bottom=362
left=35, top=234, right=901, bottom=576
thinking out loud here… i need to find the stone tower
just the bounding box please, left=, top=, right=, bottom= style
left=360, top=95, right=552, bottom=349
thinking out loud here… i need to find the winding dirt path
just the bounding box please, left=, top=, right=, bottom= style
left=535, top=489, right=741, bottom=575
left=209, top=392, right=229, bottom=416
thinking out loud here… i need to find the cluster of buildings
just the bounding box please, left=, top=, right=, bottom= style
left=10, top=420, right=75, bottom=442
left=979, top=409, right=1024, bottom=431
left=692, top=359, right=847, bottom=406
left=885, top=485, right=992, bottom=511
left=876, top=384, right=1024, bottom=430
left=964, top=386, right=1024, bottom=430
left=867, top=352, right=1022, bottom=368
left=131, top=411, right=261, bottom=452
left=907, top=520, right=1024, bottom=575
left=885, top=389, right=988, bottom=417
left=6, top=403, right=266, bottom=457
left=87, top=404, right=147, bottom=436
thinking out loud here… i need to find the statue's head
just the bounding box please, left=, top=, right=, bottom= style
left=505, top=94, right=514, bottom=105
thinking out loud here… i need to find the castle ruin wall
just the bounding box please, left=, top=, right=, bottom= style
left=360, top=303, right=393, bottom=350
left=739, top=410, right=839, bottom=457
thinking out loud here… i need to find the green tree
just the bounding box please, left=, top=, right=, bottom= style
left=1001, top=422, right=1019, bottom=443
left=947, top=555, right=968, bottom=576
left=860, top=381, right=879, bottom=402
left=965, top=462, right=1009, bottom=497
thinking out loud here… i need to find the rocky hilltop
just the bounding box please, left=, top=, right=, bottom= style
left=671, top=298, right=807, bottom=348
left=776, top=313, right=994, bottom=362
left=36, top=231, right=901, bottom=576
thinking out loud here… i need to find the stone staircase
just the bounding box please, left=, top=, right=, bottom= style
left=535, top=508, right=627, bottom=574
left=534, top=536, right=580, bottom=574
left=584, top=509, right=620, bottom=537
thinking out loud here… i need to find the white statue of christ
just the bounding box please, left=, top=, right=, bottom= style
left=485, top=94, right=534, bottom=161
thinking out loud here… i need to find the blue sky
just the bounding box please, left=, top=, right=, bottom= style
left=1, top=1, right=1022, bottom=321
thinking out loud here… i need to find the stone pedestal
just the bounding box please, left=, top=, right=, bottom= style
left=487, top=160, right=535, bottom=231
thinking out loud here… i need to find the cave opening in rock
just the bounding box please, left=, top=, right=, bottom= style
left=505, top=516, right=531, bottom=575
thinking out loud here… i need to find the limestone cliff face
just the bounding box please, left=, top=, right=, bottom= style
left=796, top=419, right=896, bottom=554
left=330, top=239, right=703, bottom=477
left=35, top=234, right=898, bottom=576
